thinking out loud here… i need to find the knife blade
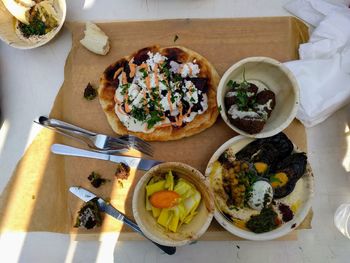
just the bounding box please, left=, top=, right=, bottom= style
left=69, top=187, right=176, bottom=255
left=51, top=144, right=161, bottom=171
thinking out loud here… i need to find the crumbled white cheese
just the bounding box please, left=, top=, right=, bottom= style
left=181, top=63, right=200, bottom=78
left=170, top=61, right=180, bottom=74
left=146, top=52, right=167, bottom=70
left=159, top=80, right=168, bottom=91
left=184, top=112, right=197, bottom=122
left=183, top=81, right=199, bottom=104
left=170, top=61, right=200, bottom=77
left=199, top=94, right=208, bottom=114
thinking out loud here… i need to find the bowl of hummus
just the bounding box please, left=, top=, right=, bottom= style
left=205, top=133, right=313, bottom=240
left=0, top=0, right=66, bottom=49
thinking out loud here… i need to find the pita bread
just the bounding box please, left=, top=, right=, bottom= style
left=99, top=45, right=220, bottom=141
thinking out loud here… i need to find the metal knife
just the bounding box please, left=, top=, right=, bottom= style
left=69, top=187, right=176, bottom=255
left=51, top=144, right=161, bottom=171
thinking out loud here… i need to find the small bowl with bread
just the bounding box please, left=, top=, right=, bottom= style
left=217, top=57, right=299, bottom=138
left=0, top=0, right=66, bottom=49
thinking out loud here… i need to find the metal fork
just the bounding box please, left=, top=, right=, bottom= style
left=35, top=116, right=153, bottom=156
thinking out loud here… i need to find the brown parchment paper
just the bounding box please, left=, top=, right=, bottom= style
left=0, top=17, right=312, bottom=241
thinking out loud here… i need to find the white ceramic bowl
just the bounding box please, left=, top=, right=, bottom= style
left=217, top=57, right=299, bottom=138
left=0, top=0, right=66, bottom=49
left=132, top=162, right=214, bottom=246
left=205, top=135, right=314, bottom=241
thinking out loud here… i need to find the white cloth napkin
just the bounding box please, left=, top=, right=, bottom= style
left=283, top=0, right=350, bottom=127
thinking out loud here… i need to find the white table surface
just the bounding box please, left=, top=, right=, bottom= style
left=1, top=0, right=350, bottom=262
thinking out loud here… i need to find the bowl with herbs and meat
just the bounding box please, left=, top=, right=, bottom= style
left=0, top=0, right=66, bottom=49
left=217, top=57, right=299, bottom=138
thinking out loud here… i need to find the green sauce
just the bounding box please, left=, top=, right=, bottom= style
left=246, top=207, right=279, bottom=233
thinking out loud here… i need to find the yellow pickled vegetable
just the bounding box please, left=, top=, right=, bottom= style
left=165, top=170, right=174, bottom=190
left=151, top=206, right=161, bottom=218
left=146, top=170, right=201, bottom=233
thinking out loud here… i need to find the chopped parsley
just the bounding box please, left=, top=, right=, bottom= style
left=218, top=105, right=222, bottom=112
left=160, top=62, right=171, bottom=79
left=173, top=34, right=179, bottom=43
left=227, top=80, right=240, bottom=89
left=120, top=83, right=131, bottom=95
left=226, top=68, right=257, bottom=111
left=131, top=106, right=147, bottom=121
left=84, top=83, right=97, bottom=100
left=146, top=111, right=163, bottom=129
left=140, top=68, right=148, bottom=78
left=173, top=74, right=182, bottom=83
left=87, top=172, right=108, bottom=188
left=18, top=13, right=46, bottom=38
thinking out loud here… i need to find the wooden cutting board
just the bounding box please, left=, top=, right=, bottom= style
left=0, top=17, right=311, bottom=241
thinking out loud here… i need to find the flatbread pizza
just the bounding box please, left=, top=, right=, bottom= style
left=99, top=45, right=220, bottom=141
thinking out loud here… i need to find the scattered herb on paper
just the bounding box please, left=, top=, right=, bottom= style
left=84, top=83, right=97, bottom=100
left=117, top=180, right=124, bottom=188
left=115, top=163, right=130, bottom=180
left=173, top=34, right=179, bottom=43
left=74, top=200, right=102, bottom=229
left=88, top=172, right=109, bottom=188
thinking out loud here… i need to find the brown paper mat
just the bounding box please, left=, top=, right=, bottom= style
left=0, top=17, right=312, bottom=240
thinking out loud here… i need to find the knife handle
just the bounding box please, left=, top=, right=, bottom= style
left=97, top=199, right=176, bottom=255
left=122, top=216, right=176, bottom=255
left=51, top=144, right=109, bottom=161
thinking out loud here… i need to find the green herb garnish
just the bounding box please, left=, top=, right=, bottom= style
left=269, top=176, right=282, bottom=184
left=140, top=68, right=148, bottom=78
left=160, top=62, right=171, bottom=79
left=246, top=207, right=279, bottom=233
left=218, top=105, right=222, bottom=112
left=146, top=111, right=163, bottom=129
left=173, top=74, right=182, bottom=82
left=84, top=83, right=97, bottom=100
left=88, top=172, right=108, bottom=188
left=173, top=34, right=179, bottom=43
left=131, top=106, right=147, bottom=121
left=227, top=80, right=240, bottom=89
left=74, top=200, right=102, bottom=229
left=120, top=83, right=131, bottom=95
left=226, top=68, right=255, bottom=111
left=18, top=13, right=46, bottom=38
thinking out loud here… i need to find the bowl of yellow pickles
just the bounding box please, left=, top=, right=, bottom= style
left=132, top=162, right=215, bottom=246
